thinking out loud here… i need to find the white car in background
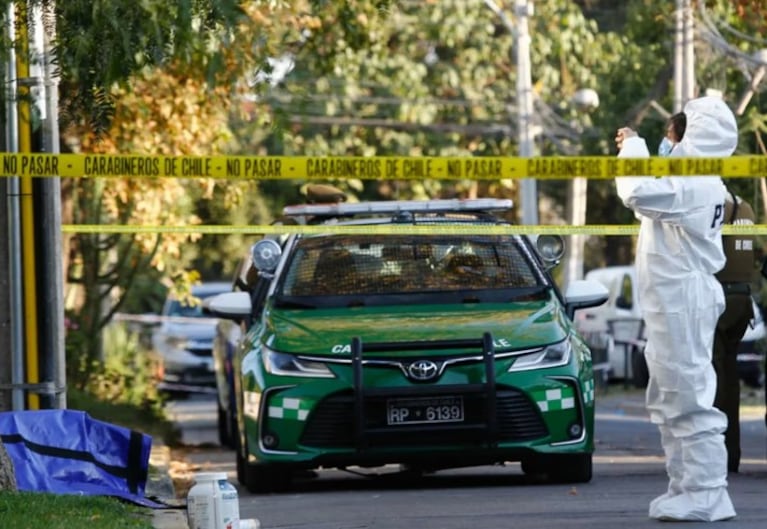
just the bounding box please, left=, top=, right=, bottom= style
left=149, top=281, right=232, bottom=397
left=575, top=265, right=765, bottom=388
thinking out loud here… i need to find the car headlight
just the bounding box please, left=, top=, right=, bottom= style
left=508, top=340, right=571, bottom=371
left=263, top=347, right=335, bottom=378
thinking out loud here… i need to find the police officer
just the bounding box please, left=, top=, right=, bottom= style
left=713, top=191, right=756, bottom=474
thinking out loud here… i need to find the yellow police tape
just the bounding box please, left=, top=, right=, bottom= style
left=60, top=224, right=767, bottom=236
left=3, top=153, right=767, bottom=179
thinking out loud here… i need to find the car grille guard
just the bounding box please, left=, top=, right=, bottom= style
left=299, top=333, right=549, bottom=450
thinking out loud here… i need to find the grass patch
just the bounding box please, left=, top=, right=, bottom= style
left=0, top=491, right=154, bottom=529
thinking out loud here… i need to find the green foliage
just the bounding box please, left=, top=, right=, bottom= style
left=116, top=272, right=168, bottom=316
left=1, top=0, right=248, bottom=133
left=66, top=321, right=178, bottom=446
left=6, top=0, right=767, bottom=350
left=87, top=323, right=163, bottom=407
left=235, top=0, right=663, bottom=266
left=189, top=181, right=273, bottom=279
left=55, top=0, right=246, bottom=131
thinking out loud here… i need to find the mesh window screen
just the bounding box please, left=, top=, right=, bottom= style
left=282, top=235, right=539, bottom=297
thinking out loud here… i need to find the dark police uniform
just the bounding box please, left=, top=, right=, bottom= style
left=713, top=192, right=756, bottom=474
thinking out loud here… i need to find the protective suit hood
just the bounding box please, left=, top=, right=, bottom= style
left=674, top=96, right=738, bottom=158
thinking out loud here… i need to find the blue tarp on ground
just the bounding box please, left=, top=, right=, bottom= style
left=0, top=409, right=163, bottom=507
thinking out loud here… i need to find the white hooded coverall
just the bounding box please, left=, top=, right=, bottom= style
left=616, top=96, right=737, bottom=522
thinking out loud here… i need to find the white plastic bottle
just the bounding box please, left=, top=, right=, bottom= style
left=187, top=472, right=240, bottom=529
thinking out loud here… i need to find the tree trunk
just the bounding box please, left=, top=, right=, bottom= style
left=0, top=439, right=17, bottom=492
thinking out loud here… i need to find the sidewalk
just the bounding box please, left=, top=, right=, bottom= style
left=147, top=444, right=189, bottom=529
left=596, top=386, right=648, bottom=416
left=596, top=385, right=767, bottom=420
left=146, top=444, right=260, bottom=529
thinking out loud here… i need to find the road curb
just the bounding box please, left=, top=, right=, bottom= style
left=596, top=386, right=767, bottom=420
left=148, top=443, right=189, bottom=529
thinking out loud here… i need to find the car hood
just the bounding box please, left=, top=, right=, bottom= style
left=262, top=301, right=568, bottom=355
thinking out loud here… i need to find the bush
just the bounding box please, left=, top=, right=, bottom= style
left=85, top=322, right=165, bottom=411
left=66, top=321, right=180, bottom=445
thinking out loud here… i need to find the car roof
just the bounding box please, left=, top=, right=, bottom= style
left=282, top=198, right=513, bottom=226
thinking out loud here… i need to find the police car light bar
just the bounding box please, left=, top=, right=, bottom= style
left=283, top=198, right=513, bottom=218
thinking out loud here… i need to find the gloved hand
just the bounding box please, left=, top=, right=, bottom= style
left=615, top=127, right=638, bottom=151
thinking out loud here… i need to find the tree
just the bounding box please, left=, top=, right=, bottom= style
left=0, top=440, right=16, bottom=491
left=52, top=1, right=400, bottom=384
left=233, top=0, right=767, bottom=272
left=242, top=1, right=604, bottom=204
left=4, top=0, right=766, bottom=388
left=235, top=0, right=656, bottom=267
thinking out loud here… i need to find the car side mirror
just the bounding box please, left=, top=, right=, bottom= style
left=564, top=279, right=609, bottom=320
left=204, top=292, right=252, bottom=322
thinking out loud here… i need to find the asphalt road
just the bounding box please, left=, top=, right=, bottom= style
left=164, top=389, right=767, bottom=529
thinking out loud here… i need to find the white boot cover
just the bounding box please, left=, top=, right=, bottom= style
left=650, top=488, right=735, bottom=522
left=649, top=426, right=683, bottom=514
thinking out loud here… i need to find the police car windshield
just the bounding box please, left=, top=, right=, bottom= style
left=277, top=235, right=541, bottom=299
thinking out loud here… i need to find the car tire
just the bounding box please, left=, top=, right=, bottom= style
left=242, top=463, right=293, bottom=493
left=546, top=453, right=593, bottom=484
left=631, top=347, right=649, bottom=388
left=217, top=401, right=231, bottom=448
left=235, top=434, right=293, bottom=493
left=235, top=438, right=247, bottom=487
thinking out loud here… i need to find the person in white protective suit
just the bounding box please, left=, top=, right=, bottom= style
left=614, top=96, right=738, bottom=522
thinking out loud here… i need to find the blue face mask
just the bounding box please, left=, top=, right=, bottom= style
left=658, top=137, right=674, bottom=157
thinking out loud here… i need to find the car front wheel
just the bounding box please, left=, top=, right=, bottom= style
left=217, top=401, right=231, bottom=448
left=235, top=435, right=293, bottom=493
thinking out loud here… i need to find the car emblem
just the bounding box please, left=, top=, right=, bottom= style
left=407, top=360, right=440, bottom=381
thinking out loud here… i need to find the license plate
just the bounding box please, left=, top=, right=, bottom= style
left=386, top=396, right=464, bottom=425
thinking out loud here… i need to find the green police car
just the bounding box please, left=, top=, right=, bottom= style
left=206, top=198, right=608, bottom=493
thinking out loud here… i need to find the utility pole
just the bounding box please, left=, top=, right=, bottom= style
left=562, top=89, right=599, bottom=289
left=674, top=0, right=695, bottom=112
left=16, top=0, right=43, bottom=411
left=515, top=0, right=538, bottom=225
left=32, top=1, right=65, bottom=409
left=0, top=14, right=11, bottom=409
left=484, top=0, right=538, bottom=225
left=2, top=1, right=27, bottom=412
